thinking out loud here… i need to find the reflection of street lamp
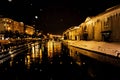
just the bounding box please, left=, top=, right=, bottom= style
left=8, top=0, right=12, bottom=2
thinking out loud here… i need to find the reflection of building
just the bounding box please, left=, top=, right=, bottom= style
left=47, top=41, right=62, bottom=58
left=63, top=4, right=120, bottom=42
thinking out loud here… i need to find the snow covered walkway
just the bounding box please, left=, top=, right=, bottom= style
left=64, top=40, right=120, bottom=57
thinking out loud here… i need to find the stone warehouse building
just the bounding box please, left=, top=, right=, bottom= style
left=63, top=4, right=120, bottom=42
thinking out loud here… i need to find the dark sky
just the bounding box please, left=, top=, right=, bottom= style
left=0, top=0, right=120, bottom=35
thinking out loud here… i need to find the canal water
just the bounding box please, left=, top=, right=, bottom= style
left=0, top=41, right=120, bottom=80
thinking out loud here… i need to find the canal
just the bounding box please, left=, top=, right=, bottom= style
left=0, top=41, right=120, bottom=80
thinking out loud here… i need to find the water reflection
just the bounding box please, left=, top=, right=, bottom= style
left=69, top=46, right=84, bottom=66
left=25, top=54, right=31, bottom=69
left=0, top=41, right=120, bottom=80
left=47, top=41, right=62, bottom=58
left=31, top=42, right=40, bottom=58
left=47, top=41, right=53, bottom=58
left=25, top=41, right=62, bottom=69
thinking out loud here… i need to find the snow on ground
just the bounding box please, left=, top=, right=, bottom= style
left=64, top=40, right=120, bottom=57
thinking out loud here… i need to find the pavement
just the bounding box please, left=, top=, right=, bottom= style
left=63, top=40, right=120, bottom=57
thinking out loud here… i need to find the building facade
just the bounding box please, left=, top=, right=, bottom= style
left=25, top=25, right=35, bottom=36
left=63, top=4, right=120, bottom=42
left=0, top=18, right=35, bottom=39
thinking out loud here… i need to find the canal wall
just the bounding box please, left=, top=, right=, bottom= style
left=62, top=40, right=120, bottom=66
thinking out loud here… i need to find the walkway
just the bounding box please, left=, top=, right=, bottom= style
left=64, top=40, right=120, bottom=57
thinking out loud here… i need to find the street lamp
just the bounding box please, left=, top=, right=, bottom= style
left=35, top=16, right=38, bottom=19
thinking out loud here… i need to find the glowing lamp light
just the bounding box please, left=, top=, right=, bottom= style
left=8, top=0, right=12, bottom=2
left=35, top=16, right=38, bottom=19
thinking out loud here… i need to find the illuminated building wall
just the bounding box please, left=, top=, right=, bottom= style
left=13, top=21, right=24, bottom=33
left=84, top=5, right=120, bottom=41
left=0, top=18, right=14, bottom=32
left=0, top=20, right=5, bottom=32
left=63, top=5, right=120, bottom=42
left=78, top=23, right=85, bottom=40
left=66, top=26, right=80, bottom=40
left=25, top=25, right=35, bottom=35
left=84, top=17, right=102, bottom=41
left=0, top=18, right=24, bottom=34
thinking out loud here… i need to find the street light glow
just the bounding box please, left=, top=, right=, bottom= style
left=8, top=0, right=12, bottom=2
left=35, top=16, right=38, bottom=19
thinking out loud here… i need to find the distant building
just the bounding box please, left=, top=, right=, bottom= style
left=0, top=18, right=14, bottom=39
left=0, top=17, right=36, bottom=39
left=25, top=25, right=35, bottom=36
left=13, top=21, right=24, bottom=34
left=0, top=18, right=14, bottom=32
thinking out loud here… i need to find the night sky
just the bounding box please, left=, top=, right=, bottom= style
left=0, top=0, right=120, bottom=35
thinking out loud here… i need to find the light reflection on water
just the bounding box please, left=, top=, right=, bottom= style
left=69, top=47, right=82, bottom=65
left=0, top=41, right=119, bottom=80
left=47, top=41, right=62, bottom=58
left=47, top=41, right=53, bottom=58
left=25, top=55, right=31, bottom=69
left=25, top=41, right=62, bottom=69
